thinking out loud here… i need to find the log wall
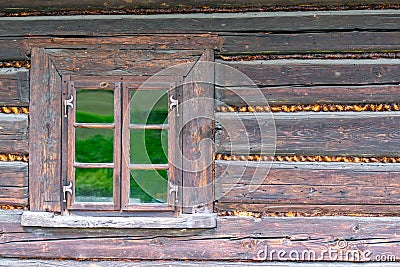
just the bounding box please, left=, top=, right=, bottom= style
left=0, top=8, right=399, bottom=264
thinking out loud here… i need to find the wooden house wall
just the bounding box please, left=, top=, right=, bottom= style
left=0, top=7, right=399, bottom=263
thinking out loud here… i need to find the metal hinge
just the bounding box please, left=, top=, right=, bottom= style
left=169, top=182, right=179, bottom=203
left=169, top=95, right=179, bottom=116
left=63, top=181, right=73, bottom=203
left=64, top=95, right=74, bottom=118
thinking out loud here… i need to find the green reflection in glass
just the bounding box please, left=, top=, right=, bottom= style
left=130, top=129, right=168, bottom=164
left=130, top=90, right=168, bottom=124
left=130, top=170, right=167, bottom=203
left=75, top=168, right=113, bottom=202
left=76, top=90, right=114, bottom=123
left=75, top=128, right=114, bottom=163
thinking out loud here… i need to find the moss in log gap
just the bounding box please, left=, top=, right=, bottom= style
left=216, top=154, right=400, bottom=163
left=0, top=107, right=29, bottom=114
left=0, top=61, right=30, bottom=69
left=217, top=103, right=400, bottom=113
left=0, top=153, right=28, bottom=162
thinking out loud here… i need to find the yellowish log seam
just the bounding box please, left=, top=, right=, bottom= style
left=217, top=103, right=400, bottom=113
left=216, top=154, right=400, bottom=163
left=0, top=153, right=28, bottom=162
left=0, top=107, right=29, bottom=114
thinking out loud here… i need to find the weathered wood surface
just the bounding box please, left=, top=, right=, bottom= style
left=182, top=50, right=214, bottom=211
left=0, top=259, right=399, bottom=267
left=216, top=85, right=400, bottom=106
left=215, top=112, right=400, bottom=156
left=216, top=203, right=400, bottom=215
left=25, top=35, right=223, bottom=51
left=0, top=162, right=28, bottom=187
left=0, top=11, right=399, bottom=37
left=215, top=160, right=400, bottom=205
left=0, top=37, right=27, bottom=60
left=3, top=31, right=399, bottom=60
left=0, top=113, right=28, bottom=154
left=29, top=48, right=62, bottom=212
left=1, top=0, right=399, bottom=11
left=221, top=31, right=400, bottom=55
left=21, top=212, right=217, bottom=228
left=1, top=211, right=399, bottom=261
left=217, top=59, right=400, bottom=86
left=0, top=68, right=29, bottom=106
left=0, top=162, right=28, bottom=206
left=48, top=49, right=200, bottom=76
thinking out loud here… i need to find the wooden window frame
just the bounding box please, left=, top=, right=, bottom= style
left=64, top=75, right=179, bottom=213
left=27, top=42, right=216, bottom=228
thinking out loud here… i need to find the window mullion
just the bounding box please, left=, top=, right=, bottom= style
left=113, top=82, right=122, bottom=211
left=121, top=82, right=131, bottom=211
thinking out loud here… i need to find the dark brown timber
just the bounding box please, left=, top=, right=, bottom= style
left=182, top=49, right=214, bottom=212
left=215, top=112, right=400, bottom=157
left=0, top=114, right=28, bottom=154
left=0, top=211, right=400, bottom=261
left=29, top=48, right=62, bottom=212
left=0, top=68, right=29, bottom=106
left=217, top=59, right=400, bottom=86
left=216, top=85, right=400, bottom=106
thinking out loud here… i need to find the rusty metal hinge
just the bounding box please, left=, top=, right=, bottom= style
left=64, top=95, right=74, bottom=118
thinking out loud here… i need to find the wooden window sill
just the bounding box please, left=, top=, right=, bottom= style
left=21, top=211, right=217, bottom=229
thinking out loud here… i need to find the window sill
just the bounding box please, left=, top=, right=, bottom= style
left=21, top=211, right=217, bottom=229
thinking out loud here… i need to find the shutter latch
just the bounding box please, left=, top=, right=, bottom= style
left=169, top=182, right=179, bottom=203
left=63, top=181, right=73, bottom=203
left=64, top=95, right=74, bottom=118
left=169, top=95, right=179, bottom=116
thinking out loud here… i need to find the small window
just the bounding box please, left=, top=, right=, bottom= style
left=64, top=76, right=179, bottom=213
left=27, top=47, right=216, bottom=228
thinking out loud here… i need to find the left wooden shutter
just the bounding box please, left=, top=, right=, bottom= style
left=29, top=48, right=63, bottom=212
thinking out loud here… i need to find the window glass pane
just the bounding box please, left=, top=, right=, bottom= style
left=76, top=89, right=114, bottom=123
left=130, top=170, right=167, bottom=204
left=130, top=129, right=168, bottom=164
left=75, top=128, right=114, bottom=163
left=130, top=90, right=168, bottom=124
left=75, top=168, right=113, bottom=202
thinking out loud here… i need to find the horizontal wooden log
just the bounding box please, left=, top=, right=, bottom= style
left=0, top=34, right=223, bottom=61
left=0, top=114, right=28, bottom=154
left=221, top=31, right=400, bottom=55
left=0, top=162, right=28, bottom=187
left=1, top=211, right=400, bottom=261
left=0, top=259, right=399, bottom=267
left=215, top=112, right=400, bottom=156
left=48, top=49, right=199, bottom=76
left=0, top=187, right=27, bottom=206
left=3, top=32, right=400, bottom=61
left=215, top=160, right=400, bottom=205
left=0, top=11, right=399, bottom=37
left=0, top=68, right=29, bottom=106
left=219, top=184, right=400, bottom=205
left=0, top=37, right=27, bottom=60
left=215, top=203, right=400, bottom=215
left=1, top=0, right=399, bottom=11
left=216, top=84, right=400, bottom=106
left=217, top=59, right=400, bottom=86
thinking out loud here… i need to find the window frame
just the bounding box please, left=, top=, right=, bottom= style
left=64, top=75, right=179, bottom=213
left=27, top=42, right=216, bottom=227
